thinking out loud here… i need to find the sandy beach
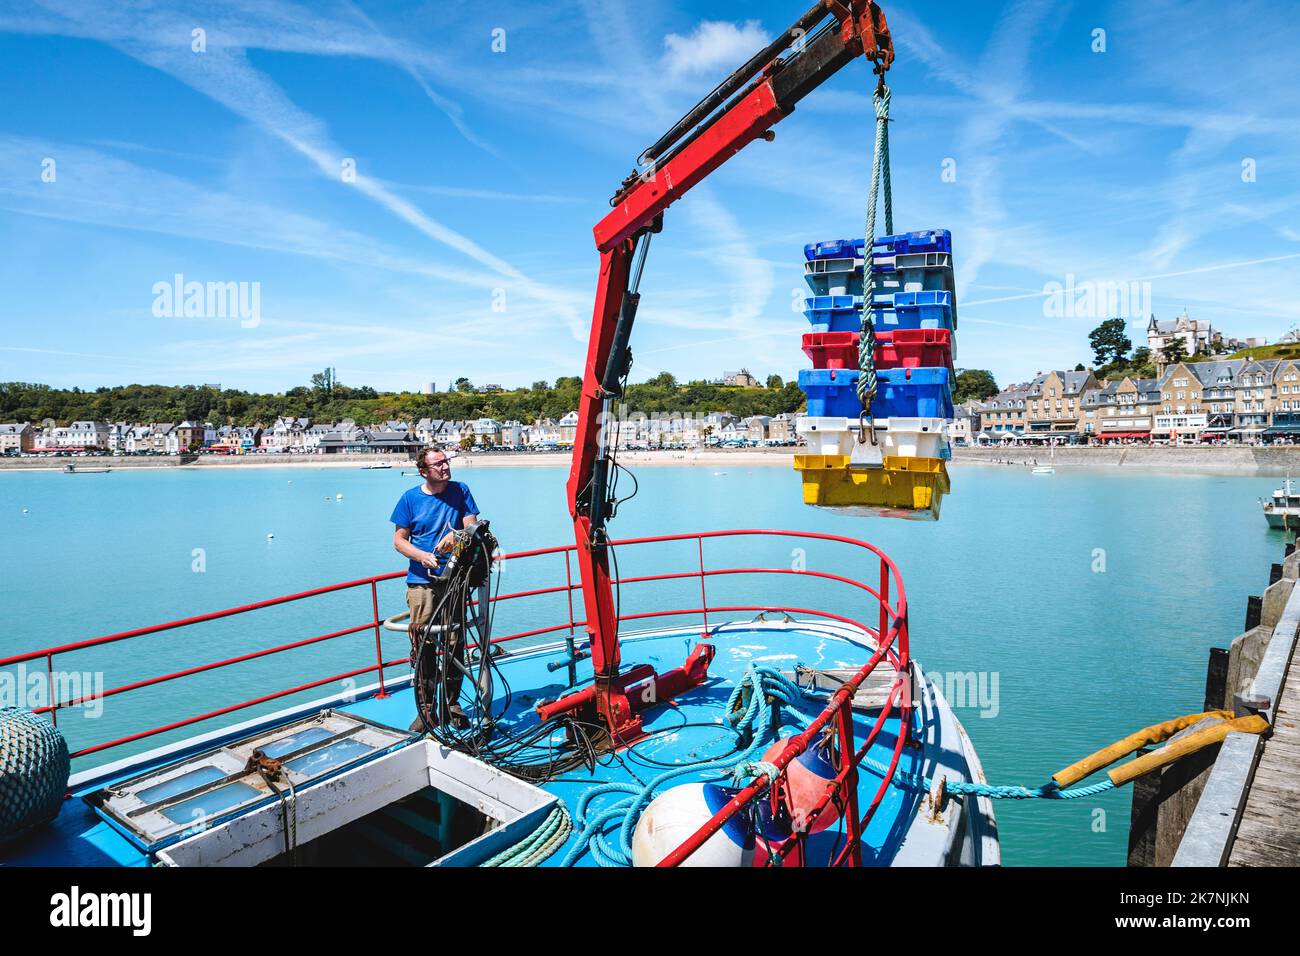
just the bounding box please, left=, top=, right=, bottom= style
left=0, top=447, right=799, bottom=473
left=5, top=444, right=1300, bottom=476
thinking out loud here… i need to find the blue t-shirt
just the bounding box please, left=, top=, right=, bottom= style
left=390, top=482, right=479, bottom=583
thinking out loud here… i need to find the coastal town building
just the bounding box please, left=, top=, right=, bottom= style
left=1235, top=360, right=1278, bottom=441
left=0, top=422, right=34, bottom=453
left=768, top=414, right=795, bottom=442
left=558, top=411, right=580, bottom=444
left=1148, top=312, right=1218, bottom=364
left=979, top=384, right=1029, bottom=439
left=414, top=418, right=443, bottom=446
left=265, top=417, right=310, bottom=451
left=1023, top=370, right=1098, bottom=441
left=723, top=369, right=762, bottom=388
left=949, top=402, right=978, bottom=444
left=1079, top=377, right=1160, bottom=442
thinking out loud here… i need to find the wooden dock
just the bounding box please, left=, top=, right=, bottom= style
left=1169, top=542, right=1300, bottom=867
left=1227, top=623, right=1300, bottom=866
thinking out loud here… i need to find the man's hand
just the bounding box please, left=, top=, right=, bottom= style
left=419, top=551, right=441, bottom=569
left=434, top=531, right=458, bottom=553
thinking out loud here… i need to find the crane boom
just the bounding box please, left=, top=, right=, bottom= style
left=548, top=0, right=894, bottom=742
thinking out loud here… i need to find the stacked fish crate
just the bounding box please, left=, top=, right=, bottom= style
left=794, top=230, right=957, bottom=520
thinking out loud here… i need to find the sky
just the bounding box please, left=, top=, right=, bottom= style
left=1, top=0, right=1298, bottom=395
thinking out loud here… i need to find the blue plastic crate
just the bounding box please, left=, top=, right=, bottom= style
left=871, top=250, right=953, bottom=274
left=804, top=295, right=864, bottom=333
left=870, top=367, right=955, bottom=420
left=804, top=238, right=865, bottom=261
left=798, top=368, right=863, bottom=418
left=871, top=229, right=951, bottom=256
left=869, top=264, right=955, bottom=296
left=804, top=257, right=864, bottom=296
left=871, top=290, right=954, bottom=332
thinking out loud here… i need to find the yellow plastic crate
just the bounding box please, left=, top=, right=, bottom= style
left=792, top=454, right=951, bottom=521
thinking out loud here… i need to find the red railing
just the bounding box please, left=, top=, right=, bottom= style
left=1, top=529, right=908, bottom=865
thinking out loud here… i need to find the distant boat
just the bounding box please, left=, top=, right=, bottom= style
left=361, top=461, right=393, bottom=470
left=1031, top=466, right=1054, bottom=475
left=1262, top=477, right=1300, bottom=530
left=63, top=463, right=111, bottom=474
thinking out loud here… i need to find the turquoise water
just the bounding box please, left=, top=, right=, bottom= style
left=0, top=461, right=1285, bottom=865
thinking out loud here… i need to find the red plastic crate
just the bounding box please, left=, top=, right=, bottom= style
left=874, top=328, right=953, bottom=372
left=802, top=331, right=859, bottom=370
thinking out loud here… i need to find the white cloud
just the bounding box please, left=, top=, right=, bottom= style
left=662, top=20, right=769, bottom=77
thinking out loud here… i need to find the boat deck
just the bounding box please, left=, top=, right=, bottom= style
left=2, top=619, right=994, bottom=867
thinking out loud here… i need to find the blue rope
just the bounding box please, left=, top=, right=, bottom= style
left=562, top=665, right=813, bottom=867
left=856, top=753, right=1117, bottom=799
left=562, top=666, right=1123, bottom=867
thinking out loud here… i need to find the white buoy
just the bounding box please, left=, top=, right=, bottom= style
left=267, top=533, right=274, bottom=539
left=335, top=493, right=343, bottom=500
left=631, top=782, right=753, bottom=867
left=21, top=508, right=29, bottom=514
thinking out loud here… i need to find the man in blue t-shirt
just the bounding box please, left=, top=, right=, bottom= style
left=391, top=446, right=479, bottom=730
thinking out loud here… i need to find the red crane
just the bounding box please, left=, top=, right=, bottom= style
left=537, top=1, right=895, bottom=743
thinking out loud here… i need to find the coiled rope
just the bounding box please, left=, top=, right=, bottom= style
left=480, top=804, right=573, bottom=867
left=561, top=665, right=813, bottom=867
left=858, top=82, right=893, bottom=441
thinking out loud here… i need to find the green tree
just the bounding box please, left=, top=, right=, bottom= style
left=1161, top=338, right=1189, bottom=366
left=953, top=369, right=999, bottom=403
left=454, top=377, right=474, bottom=393
left=766, top=374, right=783, bottom=389
left=1088, top=318, right=1132, bottom=367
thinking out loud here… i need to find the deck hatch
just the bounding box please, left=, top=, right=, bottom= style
left=85, top=710, right=415, bottom=853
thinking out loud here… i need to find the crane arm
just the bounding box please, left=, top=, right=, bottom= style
left=555, top=1, right=894, bottom=741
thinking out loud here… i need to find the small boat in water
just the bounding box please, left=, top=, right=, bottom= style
left=1031, top=466, right=1054, bottom=475
left=62, top=463, right=111, bottom=474
left=1262, top=478, right=1300, bottom=529
left=361, top=461, right=393, bottom=470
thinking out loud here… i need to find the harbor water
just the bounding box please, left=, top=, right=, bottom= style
left=0, top=462, right=1283, bottom=865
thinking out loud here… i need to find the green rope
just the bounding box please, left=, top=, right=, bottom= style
left=857, top=83, right=893, bottom=436
left=480, top=803, right=573, bottom=867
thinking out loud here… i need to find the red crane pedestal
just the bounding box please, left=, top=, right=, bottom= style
left=535, top=644, right=716, bottom=746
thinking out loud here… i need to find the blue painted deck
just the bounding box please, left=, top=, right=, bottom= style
left=2, top=620, right=935, bottom=867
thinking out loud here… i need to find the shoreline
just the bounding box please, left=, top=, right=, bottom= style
left=3, top=444, right=1300, bottom=476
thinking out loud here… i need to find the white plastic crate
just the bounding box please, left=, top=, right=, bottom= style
left=876, top=417, right=949, bottom=459
left=797, top=416, right=856, bottom=456
left=796, top=416, right=883, bottom=465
